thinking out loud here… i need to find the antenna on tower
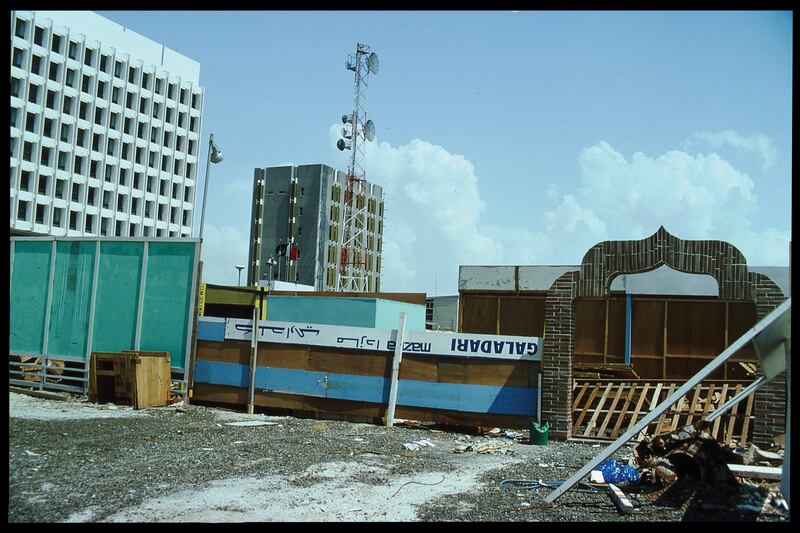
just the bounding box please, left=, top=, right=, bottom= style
left=335, top=43, right=380, bottom=292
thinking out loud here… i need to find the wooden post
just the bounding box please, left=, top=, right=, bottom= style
left=246, top=288, right=262, bottom=414
left=385, top=312, right=406, bottom=427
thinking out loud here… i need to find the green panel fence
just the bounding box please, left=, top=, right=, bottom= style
left=139, top=242, right=197, bottom=369
left=91, top=242, right=144, bottom=355
left=9, top=238, right=200, bottom=391
left=9, top=241, right=53, bottom=354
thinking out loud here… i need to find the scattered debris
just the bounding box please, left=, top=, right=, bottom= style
left=393, top=419, right=425, bottom=429
left=740, top=443, right=783, bottom=465
left=727, top=464, right=783, bottom=480
left=224, top=421, right=279, bottom=427
left=312, top=423, right=328, bottom=430
left=634, top=420, right=739, bottom=486
left=590, top=470, right=605, bottom=484
left=607, top=483, right=634, bottom=514
left=24, top=450, right=40, bottom=457
left=596, top=458, right=639, bottom=484
left=403, top=439, right=436, bottom=451
left=174, top=406, right=188, bottom=414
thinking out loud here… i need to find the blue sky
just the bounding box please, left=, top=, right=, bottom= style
left=99, top=10, right=793, bottom=295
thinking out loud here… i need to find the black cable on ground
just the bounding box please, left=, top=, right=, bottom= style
left=498, top=478, right=609, bottom=492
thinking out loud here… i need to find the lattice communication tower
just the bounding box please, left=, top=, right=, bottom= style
left=335, top=43, right=379, bottom=292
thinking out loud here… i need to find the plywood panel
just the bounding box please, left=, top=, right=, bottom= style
left=666, top=356, right=725, bottom=380
left=195, top=383, right=531, bottom=429
left=575, top=299, right=606, bottom=355
left=398, top=356, right=439, bottom=382
left=459, top=360, right=538, bottom=388
left=667, top=301, right=725, bottom=356
left=459, top=295, right=498, bottom=334
left=630, top=300, right=664, bottom=356
left=629, top=357, right=662, bottom=380
left=261, top=345, right=310, bottom=370
left=606, top=298, right=626, bottom=357
left=307, top=347, right=388, bottom=376
left=498, top=297, right=545, bottom=336
left=727, top=302, right=757, bottom=359
left=197, top=339, right=249, bottom=365
left=575, top=354, right=605, bottom=366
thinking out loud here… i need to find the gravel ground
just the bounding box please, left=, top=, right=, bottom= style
left=8, top=392, right=788, bottom=522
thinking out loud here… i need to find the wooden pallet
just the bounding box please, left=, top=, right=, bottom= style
left=572, top=380, right=756, bottom=446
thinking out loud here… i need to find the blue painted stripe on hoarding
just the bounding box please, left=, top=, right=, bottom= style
left=193, top=360, right=536, bottom=416
left=197, top=319, right=225, bottom=341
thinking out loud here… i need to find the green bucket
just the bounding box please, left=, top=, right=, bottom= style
left=530, top=421, right=550, bottom=445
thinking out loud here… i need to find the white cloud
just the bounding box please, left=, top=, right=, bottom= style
left=319, top=127, right=789, bottom=295
left=199, top=224, right=250, bottom=286
left=573, top=141, right=788, bottom=265
left=685, top=130, right=778, bottom=170
left=223, top=179, right=252, bottom=197
left=544, top=194, right=606, bottom=235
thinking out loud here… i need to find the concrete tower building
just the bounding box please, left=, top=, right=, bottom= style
left=10, top=10, right=204, bottom=238
left=248, top=164, right=384, bottom=292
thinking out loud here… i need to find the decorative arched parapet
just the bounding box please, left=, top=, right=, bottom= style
left=540, top=225, right=787, bottom=443
left=575, top=226, right=753, bottom=300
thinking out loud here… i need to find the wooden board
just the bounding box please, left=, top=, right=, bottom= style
left=192, top=382, right=533, bottom=429
left=498, top=297, right=546, bottom=337
left=572, top=379, right=757, bottom=445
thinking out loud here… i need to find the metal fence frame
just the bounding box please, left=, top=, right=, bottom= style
left=9, top=236, right=200, bottom=394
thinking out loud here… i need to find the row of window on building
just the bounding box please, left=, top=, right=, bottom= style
left=13, top=17, right=202, bottom=110
left=14, top=196, right=191, bottom=237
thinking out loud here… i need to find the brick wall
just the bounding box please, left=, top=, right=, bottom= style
left=541, top=226, right=787, bottom=442
left=541, top=271, right=578, bottom=440
left=751, top=272, right=789, bottom=447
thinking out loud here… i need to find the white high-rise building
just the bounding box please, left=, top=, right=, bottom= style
left=10, top=10, right=204, bottom=237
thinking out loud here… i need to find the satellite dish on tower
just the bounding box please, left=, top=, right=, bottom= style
left=364, top=120, right=376, bottom=142
left=336, top=139, right=349, bottom=151
left=342, top=114, right=352, bottom=124
left=366, top=52, right=380, bottom=75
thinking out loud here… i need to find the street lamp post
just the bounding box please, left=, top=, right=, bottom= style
left=198, top=133, right=224, bottom=241
left=235, top=265, right=245, bottom=286
left=267, top=256, right=277, bottom=290
left=187, top=133, right=223, bottom=407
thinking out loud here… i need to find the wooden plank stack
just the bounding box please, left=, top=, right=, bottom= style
left=572, top=379, right=756, bottom=446
left=89, top=351, right=171, bottom=409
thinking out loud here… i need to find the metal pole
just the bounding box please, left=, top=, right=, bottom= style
left=198, top=134, right=214, bottom=241
left=84, top=241, right=101, bottom=393
left=134, top=241, right=149, bottom=350
left=41, top=240, right=57, bottom=390
left=624, top=293, right=632, bottom=365
left=385, top=312, right=406, bottom=427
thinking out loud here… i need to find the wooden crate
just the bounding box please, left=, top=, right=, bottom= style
left=89, top=351, right=171, bottom=409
